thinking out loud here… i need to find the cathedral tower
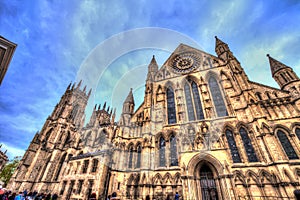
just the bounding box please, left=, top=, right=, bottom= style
left=8, top=82, right=90, bottom=193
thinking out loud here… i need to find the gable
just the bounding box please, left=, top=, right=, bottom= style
left=154, top=44, right=225, bottom=81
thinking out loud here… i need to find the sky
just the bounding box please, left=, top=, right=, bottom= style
left=0, top=0, right=300, bottom=160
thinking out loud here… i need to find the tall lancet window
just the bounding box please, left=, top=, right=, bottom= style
left=225, top=129, right=241, bottom=163
left=208, top=76, right=228, bottom=117
left=167, top=87, right=177, bottom=124
left=128, top=146, right=134, bottom=169
left=239, top=128, right=258, bottom=162
left=277, top=130, right=299, bottom=160
left=170, top=135, right=178, bottom=166
left=70, top=104, right=79, bottom=120
left=184, top=81, right=205, bottom=121
left=136, top=145, right=142, bottom=168
left=159, top=137, right=166, bottom=167
left=296, top=128, right=300, bottom=141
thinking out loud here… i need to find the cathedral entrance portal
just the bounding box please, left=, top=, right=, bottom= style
left=199, top=164, right=218, bottom=200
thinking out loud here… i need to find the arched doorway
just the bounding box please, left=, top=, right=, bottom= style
left=199, top=164, right=218, bottom=200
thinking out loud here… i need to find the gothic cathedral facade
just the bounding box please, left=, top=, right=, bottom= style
left=8, top=37, right=300, bottom=199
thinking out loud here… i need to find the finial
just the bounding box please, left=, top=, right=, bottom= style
left=83, top=85, right=86, bottom=92
left=103, top=102, right=106, bottom=109
left=215, top=36, right=218, bottom=39
left=94, top=104, right=97, bottom=110
left=266, top=54, right=270, bottom=57
left=98, top=104, right=101, bottom=110
left=71, top=83, right=75, bottom=90
left=88, top=88, right=92, bottom=97
left=113, top=108, right=116, bottom=116
left=107, top=106, right=110, bottom=112
left=77, top=80, right=82, bottom=88
left=67, top=82, right=72, bottom=90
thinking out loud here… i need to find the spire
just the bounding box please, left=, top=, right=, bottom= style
left=267, top=54, right=291, bottom=77
left=125, top=88, right=134, bottom=104
left=148, top=55, right=158, bottom=72
left=77, top=80, right=82, bottom=88
left=215, top=36, right=231, bottom=59
left=66, top=82, right=72, bottom=90
left=147, top=55, right=158, bottom=81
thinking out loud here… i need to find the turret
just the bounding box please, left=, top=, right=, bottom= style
left=215, top=36, right=249, bottom=89
left=215, top=36, right=235, bottom=62
left=146, top=55, right=158, bottom=81
left=122, top=88, right=135, bottom=114
left=267, top=54, right=300, bottom=94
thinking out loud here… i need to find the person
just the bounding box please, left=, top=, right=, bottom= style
left=294, top=189, right=300, bottom=200
left=14, top=192, right=24, bottom=200
left=89, top=193, right=96, bottom=200
left=45, top=193, right=51, bottom=200
left=106, top=195, right=111, bottom=200
left=174, top=192, right=180, bottom=200
left=52, top=193, right=58, bottom=200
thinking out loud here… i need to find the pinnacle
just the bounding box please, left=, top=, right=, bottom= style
left=267, top=54, right=290, bottom=76
left=125, top=88, right=134, bottom=104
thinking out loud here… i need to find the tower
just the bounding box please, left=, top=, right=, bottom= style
left=8, top=82, right=90, bottom=193
left=268, top=54, right=300, bottom=96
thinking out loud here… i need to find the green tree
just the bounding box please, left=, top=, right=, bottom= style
left=0, top=156, right=21, bottom=186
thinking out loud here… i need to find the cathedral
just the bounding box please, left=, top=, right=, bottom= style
left=7, top=37, right=300, bottom=199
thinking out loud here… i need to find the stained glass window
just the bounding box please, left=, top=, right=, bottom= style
left=159, top=137, right=166, bottom=167
left=184, top=82, right=195, bottom=121
left=239, top=128, right=258, bottom=162
left=170, top=135, right=178, bottom=166
left=167, top=87, right=177, bottom=124
left=192, top=82, right=205, bottom=120
left=136, top=145, right=141, bottom=168
left=128, top=146, right=134, bottom=168
left=184, top=81, right=204, bottom=121
left=225, top=130, right=241, bottom=163
left=208, top=77, right=228, bottom=117
left=277, top=130, right=299, bottom=160
left=296, top=128, right=300, bottom=141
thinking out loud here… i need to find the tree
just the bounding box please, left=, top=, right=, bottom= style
left=0, top=156, right=21, bottom=186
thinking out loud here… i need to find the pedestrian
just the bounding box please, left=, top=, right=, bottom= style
left=174, top=192, right=180, bottom=200
left=52, top=193, right=58, bottom=200
left=45, top=193, right=51, bottom=200
left=106, top=195, right=110, bottom=200
left=14, top=192, right=24, bottom=200
left=89, top=193, right=96, bottom=200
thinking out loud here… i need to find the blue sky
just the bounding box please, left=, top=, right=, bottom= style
left=0, top=0, right=300, bottom=160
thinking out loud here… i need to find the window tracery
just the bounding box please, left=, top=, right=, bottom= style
left=208, top=76, right=228, bottom=117
left=167, top=87, right=177, bottom=124
left=159, top=137, right=166, bottom=167
left=170, top=135, right=178, bottom=166
left=277, top=130, right=299, bottom=160
left=225, top=129, right=241, bottom=163
left=239, top=128, right=258, bottom=162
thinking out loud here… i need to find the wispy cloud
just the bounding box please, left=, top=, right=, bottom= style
left=0, top=0, right=300, bottom=159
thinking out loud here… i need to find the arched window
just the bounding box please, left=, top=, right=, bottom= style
left=69, top=104, right=79, bottom=120
left=136, top=145, right=142, bottom=168
left=239, top=128, right=258, bottom=162
left=277, top=130, right=299, bottom=160
left=54, top=153, right=67, bottom=180
left=170, top=135, right=178, bottom=166
left=184, top=81, right=205, bottom=121
left=296, top=128, right=300, bottom=141
left=128, top=146, right=134, bottom=169
left=225, top=130, right=241, bottom=163
left=208, top=76, right=228, bottom=117
left=184, top=82, right=195, bottom=121
left=91, top=159, right=98, bottom=172
left=200, top=164, right=218, bottom=199
left=159, top=137, right=166, bottom=167
left=167, top=87, right=177, bottom=124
